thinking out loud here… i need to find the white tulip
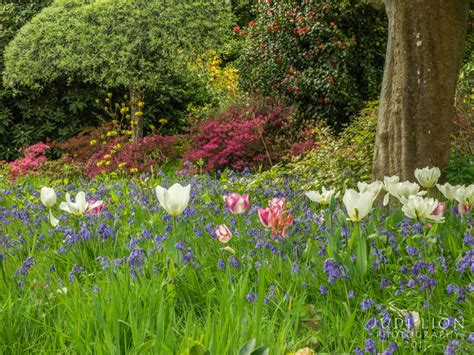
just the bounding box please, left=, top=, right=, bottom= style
left=305, top=187, right=339, bottom=205
left=41, top=187, right=57, bottom=209
left=155, top=183, right=191, bottom=217
left=414, top=167, right=441, bottom=189
left=386, top=181, right=426, bottom=204
left=59, top=191, right=100, bottom=216
left=357, top=181, right=383, bottom=199
left=452, top=184, right=474, bottom=207
left=436, top=182, right=460, bottom=201
left=401, top=195, right=445, bottom=223
left=342, top=189, right=375, bottom=222
left=382, top=176, right=400, bottom=206
left=40, top=187, right=59, bottom=226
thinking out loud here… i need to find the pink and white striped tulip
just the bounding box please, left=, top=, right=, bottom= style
left=268, top=197, right=286, bottom=213
left=223, top=192, right=250, bottom=214
left=86, top=200, right=106, bottom=214
left=215, top=224, right=232, bottom=243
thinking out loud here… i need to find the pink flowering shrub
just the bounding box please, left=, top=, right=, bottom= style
left=184, top=97, right=316, bottom=172
left=7, top=142, right=50, bottom=179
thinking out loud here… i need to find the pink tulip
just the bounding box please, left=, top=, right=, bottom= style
left=433, top=202, right=446, bottom=217
left=457, top=202, right=470, bottom=215
left=223, top=192, right=250, bottom=214
left=86, top=200, right=105, bottom=214
left=258, top=207, right=272, bottom=228
left=268, top=197, right=286, bottom=213
left=216, top=224, right=232, bottom=243
left=258, top=199, right=294, bottom=239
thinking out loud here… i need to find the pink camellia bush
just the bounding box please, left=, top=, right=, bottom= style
left=223, top=192, right=251, bottom=214
left=6, top=142, right=50, bottom=179
left=258, top=197, right=294, bottom=239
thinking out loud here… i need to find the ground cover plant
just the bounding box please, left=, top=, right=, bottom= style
left=0, top=168, right=472, bottom=354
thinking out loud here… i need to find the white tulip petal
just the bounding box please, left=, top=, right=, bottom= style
left=48, top=209, right=59, bottom=227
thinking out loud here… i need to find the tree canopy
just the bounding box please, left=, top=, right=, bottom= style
left=3, top=0, right=233, bottom=91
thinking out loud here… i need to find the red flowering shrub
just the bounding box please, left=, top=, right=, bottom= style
left=7, top=142, right=50, bottom=179
left=84, top=134, right=187, bottom=178
left=239, top=0, right=387, bottom=128
left=53, top=122, right=119, bottom=163
left=184, top=97, right=316, bottom=172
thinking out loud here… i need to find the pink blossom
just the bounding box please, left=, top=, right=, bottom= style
left=268, top=197, right=286, bottom=213
left=258, top=198, right=294, bottom=239
left=216, top=224, right=232, bottom=243
left=223, top=193, right=250, bottom=214
left=433, top=202, right=446, bottom=217
left=86, top=200, right=105, bottom=214
left=458, top=202, right=470, bottom=215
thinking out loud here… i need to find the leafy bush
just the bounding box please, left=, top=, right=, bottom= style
left=444, top=155, right=474, bottom=186
left=238, top=0, right=387, bottom=128
left=52, top=121, right=120, bottom=163
left=183, top=96, right=316, bottom=172
left=249, top=101, right=379, bottom=190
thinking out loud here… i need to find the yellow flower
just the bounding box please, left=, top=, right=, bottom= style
left=106, top=131, right=117, bottom=137
left=159, top=118, right=168, bottom=124
left=130, top=168, right=138, bottom=173
left=103, top=154, right=112, bottom=160
left=90, top=140, right=97, bottom=145
left=96, top=161, right=104, bottom=167
left=105, top=98, right=110, bottom=104
left=105, top=161, right=111, bottom=166
left=135, top=111, right=144, bottom=117
left=113, top=143, right=121, bottom=149
left=107, top=93, right=112, bottom=98
left=138, top=101, right=144, bottom=108
left=118, top=162, right=126, bottom=169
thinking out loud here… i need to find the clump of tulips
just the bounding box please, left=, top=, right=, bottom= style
left=40, top=187, right=105, bottom=226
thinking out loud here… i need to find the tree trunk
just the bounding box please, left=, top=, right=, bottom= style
left=372, top=0, right=469, bottom=181
left=130, top=88, right=145, bottom=140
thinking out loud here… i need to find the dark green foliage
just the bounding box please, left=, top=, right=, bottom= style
left=238, top=0, right=387, bottom=128
left=444, top=154, right=474, bottom=185
left=0, top=1, right=100, bottom=161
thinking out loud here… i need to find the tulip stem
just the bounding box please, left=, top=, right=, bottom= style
left=173, top=217, right=177, bottom=241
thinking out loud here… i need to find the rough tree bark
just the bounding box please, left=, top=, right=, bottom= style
left=372, top=0, right=469, bottom=181
left=130, top=88, right=145, bottom=140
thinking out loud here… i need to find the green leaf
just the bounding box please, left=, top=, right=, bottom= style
left=189, top=343, right=209, bottom=355
left=238, top=339, right=256, bottom=355
left=251, top=346, right=269, bottom=355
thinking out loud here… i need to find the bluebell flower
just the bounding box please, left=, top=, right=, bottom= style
left=361, top=299, right=375, bottom=311
left=246, top=292, right=257, bottom=303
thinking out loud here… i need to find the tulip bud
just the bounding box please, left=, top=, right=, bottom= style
left=216, top=224, right=232, bottom=243
left=41, top=187, right=57, bottom=209
left=433, top=202, right=446, bottom=217
left=458, top=202, right=469, bottom=215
